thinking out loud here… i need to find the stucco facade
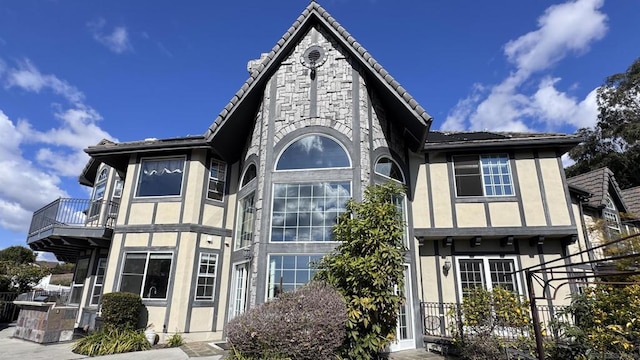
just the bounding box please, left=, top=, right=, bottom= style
left=26, top=1, right=588, bottom=350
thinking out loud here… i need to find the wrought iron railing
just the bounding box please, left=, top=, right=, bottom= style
left=28, top=198, right=119, bottom=236
left=420, top=301, right=571, bottom=342
left=0, top=292, right=19, bottom=322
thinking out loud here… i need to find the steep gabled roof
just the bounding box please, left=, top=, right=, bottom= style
left=621, top=186, right=640, bottom=216
left=425, top=131, right=580, bottom=152
left=567, top=167, right=629, bottom=212
left=204, top=1, right=432, bottom=161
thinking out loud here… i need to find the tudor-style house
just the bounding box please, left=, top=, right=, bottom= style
left=25, top=1, right=584, bottom=351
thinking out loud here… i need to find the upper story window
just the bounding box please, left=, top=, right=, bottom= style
left=276, top=135, right=350, bottom=170
left=375, top=157, right=404, bottom=183
left=454, top=154, right=514, bottom=197
left=604, top=196, right=621, bottom=236
left=136, top=158, right=185, bottom=197
left=208, top=159, right=227, bottom=201
left=89, top=169, right=108, bottom=217
left=241, top=164, right=257, bottom=188
left=113, top=174, right=123, bottom=198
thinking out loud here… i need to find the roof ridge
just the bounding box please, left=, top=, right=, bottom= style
left=204, top=2, right=431, bottom=147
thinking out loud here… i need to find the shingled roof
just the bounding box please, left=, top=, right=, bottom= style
left=621, top=186, right=640, bottom=216
left=425, top=131, right=580, bottom=152
left=204, top=1, right=432, bottom=161
left=567, top=167, right=629, bottom=212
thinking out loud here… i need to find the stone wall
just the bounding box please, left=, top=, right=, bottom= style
left=13, top=304, right=76, bottom=343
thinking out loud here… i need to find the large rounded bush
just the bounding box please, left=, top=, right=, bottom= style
left=227, top=281, right=347, bottom=360
left=101, top=292, right=142, bottom=329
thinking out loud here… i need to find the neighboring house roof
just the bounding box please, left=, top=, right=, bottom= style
left=204, top=1, right=432, bottom=161
left=424, top=131, right=580, bottom=152
left=621, top=186, right=640, bottom=216
left=566, top=167, right=630, bottom=212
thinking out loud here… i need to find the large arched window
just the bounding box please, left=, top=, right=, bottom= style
left=276, top=135, right=350, bottom=170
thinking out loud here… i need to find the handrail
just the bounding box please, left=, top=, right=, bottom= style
left=28, top=198, right=119, bottom=236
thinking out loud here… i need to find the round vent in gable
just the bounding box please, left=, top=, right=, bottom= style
left=301, top=45, right=327, bottom=69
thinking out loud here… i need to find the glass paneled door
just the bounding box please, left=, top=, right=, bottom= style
left=229, top=262, right=249, bottom=320
left=390, top=265, right=415, bottom=352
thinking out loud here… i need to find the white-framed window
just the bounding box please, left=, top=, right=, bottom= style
left=454, top=154, right=514, bottom=197
left=229, top=262, right=249, bottom=319
left=271, top=182, right=351, bottom=242
left=267, top=254, right=322, bottom=299
left=208, top=159, right=227, bottom=201
left=392, top=193, right=408, bottom=246
left=89, top=169, right=108, bottom=218
left=119, top=252, right=173, bottom=300
left=70, top=257, right=90, bottom=305
left=241, top=164, right=257, bottom=188
left=136, top=158, right=185, bottom=197
left=375, top=157, right=405, bottom=183
left=235, top=193, right=256, bottom=250
left=456, top=256, right=520, bottom=299
left=604, top=196, right=621, bottom=237
left=89, top=258, right=107, bottom=306
left=195, top=253, right=218, bottom=301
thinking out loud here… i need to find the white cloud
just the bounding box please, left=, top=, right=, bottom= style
left=442, top=0, right=607, bottom=132
left=88, top=19, right=132, bottom=54
left=0, top=59, right=116, bottom=234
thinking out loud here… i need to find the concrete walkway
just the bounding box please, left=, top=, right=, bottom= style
left=0, top=323, right=446, bottom=359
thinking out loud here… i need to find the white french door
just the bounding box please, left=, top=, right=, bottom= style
left=390, top=265, right=415, bottom=352
left=229, top=262, right=249, bottom=320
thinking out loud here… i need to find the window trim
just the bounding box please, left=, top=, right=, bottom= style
left=69, top=257, right=90, bottom=305
left=235, top=192, right=256, bottom=250
left=269, top=181, right=352, bottom=243
left=374, top=156, right=405, bottom=184
left=454, top=255, right=522, bottom=301
left=118, top=251, right=174, bottom=301
left=274, top=133, right=352, bottom=172
left=195, top=252, right=219, bottom=301
left=265, top=253, right=323, bottom=301
left=134, top=156, right=186, bottom=199
left=89, top=258, right=107, bottom=306
left=228, top=260, right=250, bottom=320
left=207, top=158, right=227, bottom=201
left=453, top=154, right=515, bottom=198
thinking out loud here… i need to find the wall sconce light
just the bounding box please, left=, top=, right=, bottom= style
left=242, top=247, right=253, bottom=261
left=442, top=260, right=451, bottom=276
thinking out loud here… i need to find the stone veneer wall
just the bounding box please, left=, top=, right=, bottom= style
left=13, top=304, right=77, bottom=343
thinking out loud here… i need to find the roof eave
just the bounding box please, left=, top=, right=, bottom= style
left=423, top=136, right=581, bottom=153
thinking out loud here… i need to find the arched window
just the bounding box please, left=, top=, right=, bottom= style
left=375, top=157, right=405, bottom=183
left=276, top=135, right=350, bottom=170
left=241, top=164, right=257, bottom=188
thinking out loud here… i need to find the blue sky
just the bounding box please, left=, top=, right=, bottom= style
left=0, top=0, right=638, bottom=258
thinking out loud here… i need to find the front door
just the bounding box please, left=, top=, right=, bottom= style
left=229, top=262, right=249, bottom=320
left=390, top=265, right=415, bottom=352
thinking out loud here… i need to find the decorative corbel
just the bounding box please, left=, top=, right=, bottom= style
left=471, top=236, right=482, bottom=247
left=443, top=236, right=453, bottom=247
left=530, top=235, right=545, bottom=247
left=500, top=236, right=514, bottom=247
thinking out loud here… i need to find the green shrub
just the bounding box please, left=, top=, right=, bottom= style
left=227, top=281, right=346, bottom=360
left=101, top=292, right=143, bottom=329
left=72, top=327, right=150, bottom=356
left=166, top=333, right=184, bottom=347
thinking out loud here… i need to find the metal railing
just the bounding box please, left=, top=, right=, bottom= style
left=15, top=289, right=71, bottom=305
left=0, top=292, right=19, bottom=322
left=28, top=198, right=119, bottom=236
left=421, top=301, right=571, bottom=342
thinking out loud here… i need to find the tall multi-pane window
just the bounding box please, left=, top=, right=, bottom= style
left=271, top=182, right=350, bottom=242
left=208, top=159, right=227, bottom=201
left=267, top=254, right=322, bottom=299
left=604, top=196, right=621, bottom=238
left=457, top=257, right=518, bottom=298
left=90, top=258, right=107, bottom=306
left=235, top=194, right=255, bottom=249
left=70, top=258, right=90, bottom=304
left=195, top=253, right=218, bottom=301
left=454, top=155, right=514, bottom=197
left=89, top=169, right=108, bottom=218
left=230, top=263, right=249, bottom=319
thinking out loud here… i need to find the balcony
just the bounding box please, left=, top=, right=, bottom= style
left=27, top=198, right=119, bottom=262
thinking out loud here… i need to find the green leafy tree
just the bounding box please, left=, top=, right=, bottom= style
left=314, top=182, right=407, bottom=359
left=0, top=246, right=47, bottom=293
left=567, top=57, right=640, bottom=189
left=0, top=246, right=37, bottom=264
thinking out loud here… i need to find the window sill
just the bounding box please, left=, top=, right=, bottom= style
left=455, top=196, right=518, bottom=203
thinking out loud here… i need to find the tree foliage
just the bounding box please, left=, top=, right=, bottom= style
left=567, top=57, right=640, bottom=189
left=0, top=246, right=46, bottom=293
left=314, top=182, right=407, bottom=359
